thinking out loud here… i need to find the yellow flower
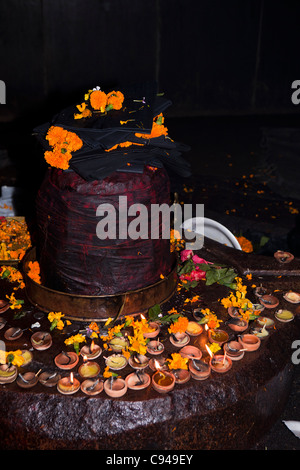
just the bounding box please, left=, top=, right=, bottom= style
left=64, top=333, right=86, bottom=346
left=5, top=349, right=25, bottom=367
left=207, top=342, right=221, bottom=355
left=167, top=353, right=189, bottom=370
left=5, top=292, right=23, bottom=309
left=48, top=311, right=65, bottom=330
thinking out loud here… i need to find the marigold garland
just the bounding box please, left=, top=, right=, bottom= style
left=27, top=261, right=41, bottom=284
left=74, top=87, right=124, bottom=119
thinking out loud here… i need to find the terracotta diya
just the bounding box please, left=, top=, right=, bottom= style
left=0, top=317, right=7, bottom=330
left=169, top=332, right=190, bottom=347
left=57, top=373, right=80, bottom=395
left=81, top=378, right=103, bottom=396
left=210, top=355, right=232, bottom=373
left=172, top=368, right=190, bottom=384
left=224, top=341, right=245, bottom=360
left=274, top=250, right=294, bottom=263
left=283, top=291, right=300, bottom=304
left=128, top=353, right=149, bottom=369
left=152, top=369, right=175, bottom=393
left=146, top=339, right=165, bottom=355
left=80, top=341, right=102, bottom=359
left=17, top=371, right=39, bottom=389
left=238, top=333, right=261, bottom=351
left=275, top=309, right=294, bottom=323
left=105, top=353, right=128, bottom=370
left=188, top=358, right=211, bottom=380
left=54, top=351, right=79, bottom=370
left=227, top=318, right=248, bottom=332
left=143, top=321, right=160, bottom=338
left=78, top=358, right=100, bottom=378
left=125, top=371, right=151, bottom=390
left=208, top=329, right=229, bottom=345
left=0, top=300, right=9, bottom=314
left=0, top=364, right=17, bottom=383
left=104, top=377, right=127, bottom=397
left=179, top=345, right=202, bottom=360
left=186, top=321, right=203, bottom=336
left=4, top=327, right=23, bottom=341
left=31, top=331, right=52, bottom=350
left=39, top=371, right=61, bottom=387
left=260, top=295, right=279, bottom=309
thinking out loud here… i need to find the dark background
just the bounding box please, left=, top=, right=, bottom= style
left=0, top=0, right=300, bottom=123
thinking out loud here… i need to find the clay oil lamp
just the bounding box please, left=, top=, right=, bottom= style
left=283, top=291, right=300, bottom=304
left=228, top=306, right=242, bottom=318
left=208, top=328, right=229, bottom=346
left=227, top=317, right=248, bottom=333
left=17, top=369, right=41, bottom=389
left=39, top=371, right=61, bottom=387
left=251, top=303, right=265, bottom=313
left=179, top=345, right=202, bottom=360
left=260, top=295, right=279, bottom=309
left=146, top=339, right=165, bottom=355
left=54, top=350, right=79, bottom=370
left=80, top=340, right=102, bottom=360
left=78, top=355, right=100, bottom=379
left=256, top=316, right=274, bottom=329
left=149, top=356, right=168, bottom=371
left=31, top=331, right=52, bottom=351
left=104, top=376, right=127, bottom=397
left=57, top=372, right=80, bottom=395
left=140, top=314, right=160, bottom=339
left=224, top=341, right=246, bottom=361
left=186, top=321, right=203, bottom=337
left=238, top=333, right=261, bottom=351
left=105, top=353, right=128, bottom=370
left=125, top=370, right=151, bottom=390
left=193, top=308, right=205, bottom=322
left=0, top=317, right=7, bottom=330
left=172, top=368, right=190, bottom=384
left=254, top=285, right=271, bottom=299
left=0, top=363, right=17, bottom=384
left=275, top=309, right=295, bottom=323
left=152, top=360, right=175, bottom=393
left=128, top=353, right=149, bottom=369
left=274, top=250, right=294, bottom=264
left=109, top=335, right=129, bottom=353
left=188, top=345, right=212, bottom=380
left=81, top=378, right=103, bottom=396
left=169, top=332, right=190, bottom=347
left=210, top=352, right=232, bottom=374
left=0, top=299, right=9, bottom=314
left=251, top=325, right=269, bottom=340
left=4, top=326, right=23, bottom=341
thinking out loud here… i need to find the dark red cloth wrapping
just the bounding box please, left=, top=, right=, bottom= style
left=36, top=167, right=173, bottom=295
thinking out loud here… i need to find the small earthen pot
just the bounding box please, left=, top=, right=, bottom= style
left=0, top=316, right=7, bottom=330
left=172, top=368, right=190, bottom=384
left=152, top=370, right=175, bottom=393
left=128, top=354, right=149, bottom=369
left=228, top=306, right=242, bottom=318
left=78, top=361, right=100, bottom=378
left=179, top=345, right=202, bottom=360
left=238, top=333, right=261, bottom=351
left=81, top=378, right=103, bottom=396
left=143, top=322, right=160, bottom=338
left=224, top=341, right=245, bottom=360
left=188, top=358, right=211, bottom=380
left=31, top=331, right=52, bottom=350
left=186, top=321, right=203, bottom=336
left=4, top=327, right=23, bottom=341
left=254, top=286, right=271, bottom=298
left=210, top=355, right=232, bottom=373
left=80, top=343, right=102, bottom=359
left=146, top=340, right=165, bottom=355
left=251, top=327, right=269, bottom=340
left=104, top=377, right=127, bottom=397
left=227, top=318, right=248, bottom=332
left=54, top=351, right=79, bottom=370
left=283, top=291, right=300, bottom=304
left=0, top=364, right=17, bottom=383
left=260, top=295, right=279, bottom=309
left=169, top=332, right=190, bottom=347
left=255, top=316, right=274, bottom=329
left=125, top=372, right=151, bottom=390
left=274, top=250, right=294, bottom=263
left=17, top=371, right=39, bottom=389
left=0, top=300, right=9, bottom=314
left=39, top=371, right=61, bottom=387
left=57, top=376, right=80, bottom=395
left=208, top=329, right=229, bottom=345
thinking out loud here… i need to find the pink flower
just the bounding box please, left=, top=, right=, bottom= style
left=180, top=249, right=193, bottom=262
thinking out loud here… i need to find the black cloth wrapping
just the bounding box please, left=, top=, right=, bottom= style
left=33, top=82, right=191, bottom=181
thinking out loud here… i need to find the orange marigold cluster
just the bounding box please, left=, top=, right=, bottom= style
left=44, top=126, right=83, bottom=170
left=168, top=316, right=189, bottom=334
left=236, top=236, right=253, bottom=253
left=74, top=89, right=124, bottom=119
left=27, top=260, right=41, bottom=284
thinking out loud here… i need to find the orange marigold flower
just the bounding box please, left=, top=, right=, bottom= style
left=168, top=316, right=189, bottom=334
left=89, top=90, right=107, bottom=111
left=27, top=261, right=41, bottom=284
left=135, top=114, right=168, bottom=139
left=106, top=90, right=124, bottom=110
left=236, top=236, right=253, bottom=253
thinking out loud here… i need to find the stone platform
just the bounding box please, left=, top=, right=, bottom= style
left=0, top=238, right=299, bottom=450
